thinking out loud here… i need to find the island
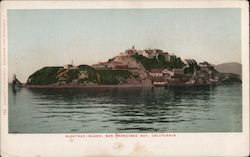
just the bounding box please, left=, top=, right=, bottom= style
left=13, top=46, right=242, bottom=89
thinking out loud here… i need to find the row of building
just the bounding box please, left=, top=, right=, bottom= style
left=62, top=47, right=220, bottom=86
left=148, top=61, right=220, bottom=86
left=120, top=46, right=174, bottom=61
left=149, top=68, right=185, bottom=86
left=91, top=46, right=175, bottom=70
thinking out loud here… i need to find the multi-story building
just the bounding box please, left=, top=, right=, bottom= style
left=149, top=69, right=163, bottom=77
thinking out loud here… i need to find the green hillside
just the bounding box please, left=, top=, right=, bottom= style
left=96, top=69, right=133, bottom=85
left=132, top=54, right=185, bottom=70
left=26, top=67, right=63, bottom=85
left=26, top=65, right=134, bottom=85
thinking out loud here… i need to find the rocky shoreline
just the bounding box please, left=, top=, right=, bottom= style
left=23, top=82, right=230, bottom=89
left=24, top=84, right=153, bottom=89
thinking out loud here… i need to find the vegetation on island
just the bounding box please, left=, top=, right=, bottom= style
left=132, top=54, right=185, bottom=70
left=26, top=67, right=63, bottom=85
left=24, top=48, right=242, bottom=87
left=96, top=69, right=133, bottom=85
left=26, top=65, right=135, bottom=85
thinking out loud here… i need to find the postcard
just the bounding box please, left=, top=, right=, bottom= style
left=1, top=0, right=249, bottom=157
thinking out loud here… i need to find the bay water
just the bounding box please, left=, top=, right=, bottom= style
left=9, top=84, right=242, bottom=133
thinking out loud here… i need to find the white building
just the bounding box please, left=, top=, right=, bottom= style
left=142, top=49, right=163, bottom=59
left=149, top=69, right=163, bottom=77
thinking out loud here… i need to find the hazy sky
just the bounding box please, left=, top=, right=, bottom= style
left=8, top=8, right=241, bottom=82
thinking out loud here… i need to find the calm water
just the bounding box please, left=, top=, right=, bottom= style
left=9, top=84, right=242, bottom=133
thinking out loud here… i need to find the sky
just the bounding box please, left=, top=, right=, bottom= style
left=8, top=8, right=241, bottom=82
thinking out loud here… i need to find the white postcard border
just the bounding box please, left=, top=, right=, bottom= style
left=1, top=1, right=249, bottom=157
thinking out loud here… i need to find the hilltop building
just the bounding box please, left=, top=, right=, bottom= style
left=125, top=45, right=138, bottom=56
left=142, top=49, right=163, bottom=59
left=123, top=47, right=171, bottom=62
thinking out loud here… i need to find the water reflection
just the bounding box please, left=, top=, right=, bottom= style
left=29, top=86, right=214, bottom=131
left=9, top=85, right=242, bottom=133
